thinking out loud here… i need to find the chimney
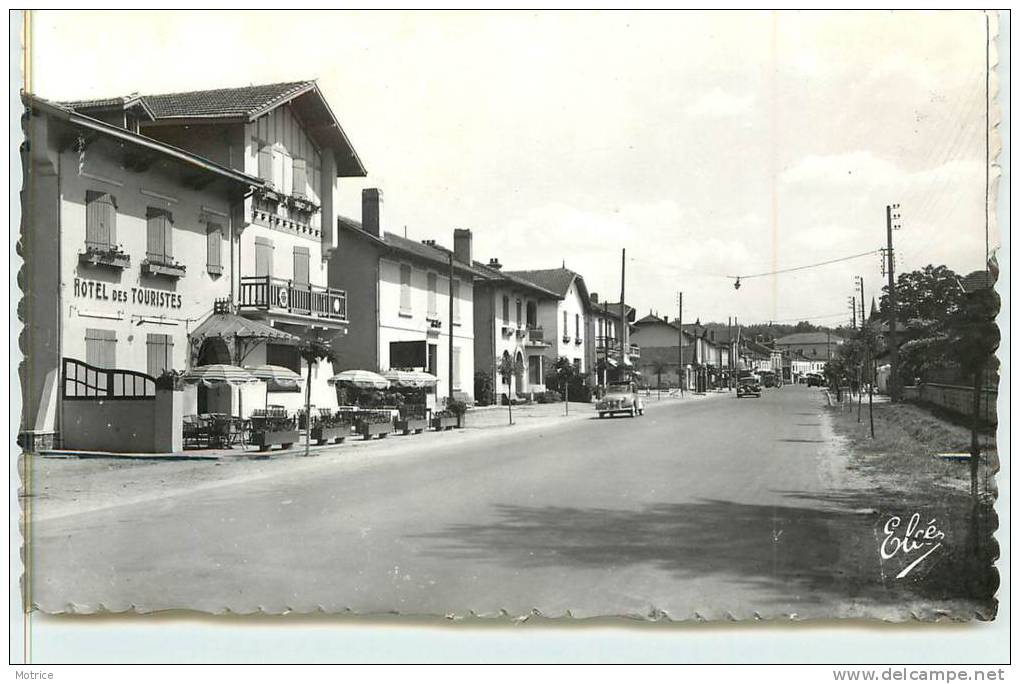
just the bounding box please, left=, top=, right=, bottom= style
left=362, top=188, right=382, bottom=236
left=454, top=228, right=472, bottom=264
left=590, top=292, right=599, bottom=304
left=488, top=257, right=502, bottom=271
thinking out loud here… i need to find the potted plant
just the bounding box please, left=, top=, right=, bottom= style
left=446, top=398, right=468, bottom=428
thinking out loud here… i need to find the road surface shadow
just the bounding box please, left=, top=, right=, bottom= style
left=413, top=494, right=996, bottom=612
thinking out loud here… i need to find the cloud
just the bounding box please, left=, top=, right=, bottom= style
left=684, top=89, right=755, bottom=118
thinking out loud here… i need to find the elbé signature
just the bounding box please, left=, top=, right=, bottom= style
left=881, top=513, right=945, bottom=579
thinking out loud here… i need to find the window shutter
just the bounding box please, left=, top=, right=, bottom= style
left=427, top=273, right=437, bottom=316
left=85, top=191, right=101, bottom=246
left=86, top=191, right=116, bottom=248
left=146, top=208, right=163, bottom=261
left=292, top=159, right=307, bottom=198
left=258, top=144, right=272, bottom=183
left=85, top=328, right=101, bottom=366
left=400, top=265, right=412, bottom=311
left=255, top=239, right=274, bottom=277
left=283, top=154, right=293, bottom=195
left=102, top=330, right=117, bottom=369
left=451, top=280, right=460, bottom=321
left=206, top=224, right=222, bottom=272
left=451, top=347, right=461, bottom=389
left=293, top=247, right=309, bottom=285
left=146, top=334, right=160, bottom=377
left=105, top=194, right=117, bottom=246
left=163, top=211, right=173, bottom=260
left=272, top=148, right=284, bottom=189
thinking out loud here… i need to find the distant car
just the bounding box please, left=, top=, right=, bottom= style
left=737, top=379, right=762, bottom=398
left=805, top=373, right=824, bottom=387
left=597, top=382, right=644, bottom=418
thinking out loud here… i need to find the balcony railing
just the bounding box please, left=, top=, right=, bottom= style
left=525, top=325, right=549, bottom=347
left=595, top=336, right=640, bottom=358
left=239, top=276, right=348, bottom=322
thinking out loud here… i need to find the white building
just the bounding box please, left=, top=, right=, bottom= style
left=472, top=258, right=562, bottom=401
left=502, top=268, right=592, bottom=374
left=62, top=81, right=367, bottom=417
left=330, top=190, right=479, bottom=404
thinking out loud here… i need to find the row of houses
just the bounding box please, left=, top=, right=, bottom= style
left=629, top=315, right=842, bottom=389
left=17, top=80, right=642, bottom=450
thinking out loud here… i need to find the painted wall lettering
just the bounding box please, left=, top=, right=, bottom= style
left=72, top=278, right=182, bottom=309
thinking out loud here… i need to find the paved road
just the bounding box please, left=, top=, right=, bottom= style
left=30, top=386, right=904, bottom=618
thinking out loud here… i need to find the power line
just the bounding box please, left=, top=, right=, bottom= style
left=741, top=311, right=854, bottom=325
left=629, top=248, right=883, bottom=283
left=733, top=249, right=881, bottom=281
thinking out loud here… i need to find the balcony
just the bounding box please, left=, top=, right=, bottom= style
left=595, top=336, right=641, bottom=358
left=525, top=325, right=549, bottom=348
left=239, top=275, right=347, bottom=324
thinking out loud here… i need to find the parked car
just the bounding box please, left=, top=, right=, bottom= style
left=596, top=382, right=644, bottom=418
left=805, top=373, right=824, bottom=387
left=737, top=379, right=762, bottom=398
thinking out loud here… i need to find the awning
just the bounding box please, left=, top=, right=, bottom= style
left=190, top=313, right=299, bottom=345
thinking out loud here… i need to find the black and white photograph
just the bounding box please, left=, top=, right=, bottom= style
left=12, top=8, right=1007, bottom=665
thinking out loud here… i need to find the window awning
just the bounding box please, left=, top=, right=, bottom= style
left=190, top=313, right=299, bottom=345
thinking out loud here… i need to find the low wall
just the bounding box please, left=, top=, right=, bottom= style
left=62, top=390, right=183, bottom=453
left=903, top=383, right=997, bottom=425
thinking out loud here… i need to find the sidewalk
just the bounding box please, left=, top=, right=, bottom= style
left=23, top=390, right=726, bottom=522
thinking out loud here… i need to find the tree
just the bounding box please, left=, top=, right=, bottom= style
left=296, top=334, right=338, bottom=456
left=879, top=264, right=963, bottom=324
left=944, top=286, right=999, bottom=501
left=497, top=353, right=523, bottom=425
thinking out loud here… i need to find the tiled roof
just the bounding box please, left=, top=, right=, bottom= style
left=61, top=80, right=366, bottom=176
left=502, top=268, right=577, bottom=298
left=64, top=81, right=315, bottom=120
left=773, top=332, right=844, bottom=346
left=23, top=93, right=263, bottom=189
left=145, top=81, right=314, bottom=119
left=382, top=232, right=488, bottom=278
left=336, top=215, right=387, bottom=246
left=471, top=262, right=561, bottom=298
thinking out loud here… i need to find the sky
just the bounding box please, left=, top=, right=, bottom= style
left=27, top=10, right=998, bottom=327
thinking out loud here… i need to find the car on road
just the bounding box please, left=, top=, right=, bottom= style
left=596, top=382, right=644, bottom=418
left=805, top=373, right=824, bottom=387
left=737, top=379, right=762, bottom=398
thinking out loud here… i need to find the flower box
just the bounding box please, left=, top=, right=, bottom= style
left=395, top=417, right=429, bottom=435
left=141, top=259, right=187, bottom=279
left=311, top=425, right=348, bottom=445
left=251, top=429, right=300, bottom=451
left=431, top=413, right=458, bottom=431
left=78, top=247, right=130, bottom=270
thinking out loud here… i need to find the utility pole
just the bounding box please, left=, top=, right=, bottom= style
left=850, top=296, right=857, bottom=330
left=620, top=248, right=627, bottom=378
left=676, top=291, right=684, bottom=396
left=885, top=203, right=901, bottom=401
left=727, top=316, right=733, bottom=390
left=448, top=251, right=454, bottom=405
left=859, top=276, right=866, bottom=331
